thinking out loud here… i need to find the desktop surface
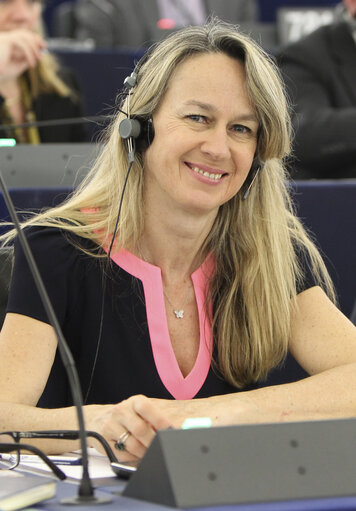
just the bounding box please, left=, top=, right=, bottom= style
left=34, top=479, right=356, bottom=511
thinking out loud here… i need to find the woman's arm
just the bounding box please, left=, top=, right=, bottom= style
left=0, top=313, right=171, bottom=459
left=2, top=287, right=355, bottom=459
left=152, top=286, right=356, bottom=425
left=0, top=313, right=90, bottom=453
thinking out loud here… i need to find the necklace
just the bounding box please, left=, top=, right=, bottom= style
left=162, top=286, right=192, bottom=319
left=138, top=246, right=192, bottom=319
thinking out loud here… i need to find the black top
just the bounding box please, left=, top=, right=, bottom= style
left=7, top=227, right=318, bottom=408
left=0, top=69, right=87, bottom=143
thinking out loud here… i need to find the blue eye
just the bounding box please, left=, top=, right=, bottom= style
left=232, top=124, right=251, bottom=134
left=187, top=114, right=207, bottom=123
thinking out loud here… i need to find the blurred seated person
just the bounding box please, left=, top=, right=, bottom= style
left=277, top=0, right=356, bottom=179
left=74, top=0, right=259, bottom=48
left=0, top=0, right=87, bottom=143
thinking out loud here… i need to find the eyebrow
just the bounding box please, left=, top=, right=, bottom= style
left=182, top=100, right=259, bottom=123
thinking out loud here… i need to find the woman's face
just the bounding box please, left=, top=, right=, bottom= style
left=143, top=52, right=259, bottom=218
left=0, top=0, right=41, bottom=32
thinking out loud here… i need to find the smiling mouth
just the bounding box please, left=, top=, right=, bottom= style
left=186, top=163, right=227, bottom=181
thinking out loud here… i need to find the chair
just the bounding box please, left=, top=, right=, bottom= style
left=0, top=187, right=73, bottom=236
left=293, top=180, right=356, bottom=319
left=51, top=1, right=77, bottom=38
left=0, top=246, right=13, bottom=330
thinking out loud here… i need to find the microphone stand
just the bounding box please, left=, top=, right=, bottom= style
left=0, top=171, right=112, bottom=505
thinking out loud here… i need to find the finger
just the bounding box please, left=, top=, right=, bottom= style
left=114, top=432, right=147, bottom=460
left=123, top=395, right=172, bottom=448
left=132, top=394, right=173, bottom=432
left=86, top=404, right=148, bottom=460
left=109, top=404, right=155, bottom=450
left=12, top=33, right=45, bottom=67
left=12, top=43, right=38, bottom=68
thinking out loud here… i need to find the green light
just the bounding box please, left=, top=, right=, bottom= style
left=182, top=417, right=212, bottom=429
left=0, top=138, right=16, bottom=147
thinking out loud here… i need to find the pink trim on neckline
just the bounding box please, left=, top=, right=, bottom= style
left=108, top=249, right=214, bottom=400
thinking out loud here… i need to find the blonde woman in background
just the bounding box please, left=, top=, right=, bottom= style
left=0, top=19, right=356, bottom=460
left=0, top=0, right=86, bottom=143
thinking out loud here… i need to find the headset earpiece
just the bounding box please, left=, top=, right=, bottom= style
left=135, top=117, right=155, bottom=152
left=119, top=118, right=141, bottom=139
left=119, top=67, right=155, bottom=159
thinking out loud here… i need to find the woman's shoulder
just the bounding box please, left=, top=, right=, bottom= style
left=15, top=225, right=99, bottom=266
left=294, top=243, right=322, bottom=294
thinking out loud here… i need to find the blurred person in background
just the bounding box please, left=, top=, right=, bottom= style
left=0, top=0, right=87, bottom=143
left=277, top=0, right=356, bottom=179
left=74, top=0, right=259, bottom=48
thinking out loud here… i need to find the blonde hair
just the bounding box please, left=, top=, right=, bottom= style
left=28, top=17, right=72, bottom=98
left=1, top=20, right=335, bottom=387
left=27, top=52, right=72, bottom=98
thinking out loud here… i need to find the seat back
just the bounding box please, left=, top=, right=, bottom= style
left=52, top=1, right=77, bottom=38
left=293, top=180, right=356, bottom=319
left=0, top=246, right=13, bottom=329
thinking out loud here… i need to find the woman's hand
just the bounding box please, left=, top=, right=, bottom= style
left=86, top=395, right=172, bottom=461
left=151, top=394, right=277, bottom=426
left=0, top=29, right=46, bottom=82
left=85, top=393, right=277, bottom=462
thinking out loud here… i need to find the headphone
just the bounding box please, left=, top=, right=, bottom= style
left=242, top=157, right=262, bottom=200
left=118, top=70, right=155, bottom=160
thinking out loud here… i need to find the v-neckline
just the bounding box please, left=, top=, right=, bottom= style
left=109, top=249, right=214, bottom=399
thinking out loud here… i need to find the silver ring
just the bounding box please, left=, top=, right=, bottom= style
left=114, top=430, right=131, bottom=451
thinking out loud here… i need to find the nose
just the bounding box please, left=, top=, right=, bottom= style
left=200, top=125, right=231, bottom=161
left=11, top=0, right=34, bottom=23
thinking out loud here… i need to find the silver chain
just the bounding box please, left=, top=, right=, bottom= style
left=162, top=286, right=192, bottom=319
left=138, top=246, right=192, bottom=319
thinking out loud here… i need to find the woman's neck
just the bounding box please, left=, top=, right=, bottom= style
left=138, top=205, right=216, bottom=283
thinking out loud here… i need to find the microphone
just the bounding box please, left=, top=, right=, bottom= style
left=0, top=114, right=114, bottom=132
left=0, top=172, right=112, bottom=505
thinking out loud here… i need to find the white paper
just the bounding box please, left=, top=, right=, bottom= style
left=17, top=448, right=116, bottom=480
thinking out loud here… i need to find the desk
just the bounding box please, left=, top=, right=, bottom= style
left=11, top=420, right=356, bottom=511
left=25, top=479, right=356, bottom=511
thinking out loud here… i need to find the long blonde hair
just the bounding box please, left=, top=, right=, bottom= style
left=27, top=52, right=72, bottom=98
left=1, top=20, right=335, bottom=387
left=28, top=17, right=72, bottom=98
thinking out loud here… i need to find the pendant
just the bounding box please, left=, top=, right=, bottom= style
left=174, top=309, right=184, bottom=319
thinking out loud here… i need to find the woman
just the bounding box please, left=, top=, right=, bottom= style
left=0, top=0, right=86, bottom=143
left=0, top=20, right=356, bottom=461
